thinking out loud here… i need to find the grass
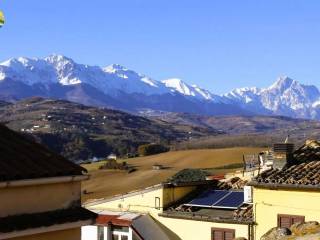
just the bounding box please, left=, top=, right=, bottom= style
left=81, top=147, right=266, bottom=202
left=81, top=160, right=107, bottom=171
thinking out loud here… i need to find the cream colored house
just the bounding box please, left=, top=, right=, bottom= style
left=84, top=181, right=253, bottom=240
left=250, top=181, right=320, bottom=239
left=249, top=141, right=320, bottom=239
left=0, top=125, right=96, bottom=240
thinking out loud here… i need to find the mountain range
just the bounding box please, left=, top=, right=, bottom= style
left=1, top=54, right=320, bottom=119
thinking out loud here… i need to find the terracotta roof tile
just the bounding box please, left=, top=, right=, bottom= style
left=251, top=140, right=320, bottom=188
left=233, top=205, right=253, bottom=221
left=254, top=161, right=320, bottom=186
left=96, top=215, right=132, bottom=226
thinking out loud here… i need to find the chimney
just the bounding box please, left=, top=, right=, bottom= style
left=272, top=142, right=295, bottom=169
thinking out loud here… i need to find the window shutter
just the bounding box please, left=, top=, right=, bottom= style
left=212, top=228, right=235, bottom=240
left=279, top=216, right=291, bottom=228
left=292, top=216, right=305, bottom=225
left=213, top=231, right=223, bottom=240
left=224, top=231, right=234, bottom=240
left=278, top=214, right=305, bottom=228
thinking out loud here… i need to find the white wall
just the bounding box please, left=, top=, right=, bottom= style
left=81, top=226, right=97, bottom=240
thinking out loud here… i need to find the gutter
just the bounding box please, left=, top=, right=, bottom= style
left=158, top=212, right=254, bottom=225
left=0, top=219, right=93, bottom=240
left=0, top=175, right=89, bottom=188
left=248, top=181, right=320, bottom=191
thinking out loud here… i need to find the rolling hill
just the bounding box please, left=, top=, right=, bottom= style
left=82, top=147, right=266, bottom=201
left=0, top=97, right=218, bottom=161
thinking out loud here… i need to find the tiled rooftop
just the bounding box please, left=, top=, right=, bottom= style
left=251, top=140, right=320, bottom=188
left=293, top=140, right=320, bottom=163
left=0, top=124, right=86, bottom=181
left=233, top=205, right=253, bottom=222
left=161, top=205, right=253, bottom=224
left=253, top=161, right=320, bottom=187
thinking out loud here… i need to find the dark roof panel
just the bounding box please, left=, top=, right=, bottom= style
left=0, top=207, right=97, bottom=233
left=0, top=124, right=86, bottom=181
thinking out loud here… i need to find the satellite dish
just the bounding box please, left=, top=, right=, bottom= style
left=0, top=11, right=4, bottom=28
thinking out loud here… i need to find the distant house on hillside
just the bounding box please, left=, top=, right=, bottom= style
left=107, top=153, right=117, bottom=160
left=0, top=124, right=96, bottom=240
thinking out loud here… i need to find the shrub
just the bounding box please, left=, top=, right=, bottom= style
left=138, top=143, right=169, bottom=156
left=167, top=169, right=209, bottom=183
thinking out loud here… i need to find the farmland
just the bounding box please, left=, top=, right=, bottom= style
left=82, top=147, right=266, bottom=202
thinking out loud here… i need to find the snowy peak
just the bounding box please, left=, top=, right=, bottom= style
left=162, top=78, right=194, bottom=95
left=44, top=54, right=74, bottom=65
left=103, top=64, right=128, bottom=73
left=267, top=76, right=298, bottom=93
left=162, top=78, right=217, bottom=101
left=103, top=64, right=167, bottom=91
left=224, top=76, right=320, bottom=118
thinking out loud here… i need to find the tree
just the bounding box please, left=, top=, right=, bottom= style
left=138, top=143, right=169, bottom=156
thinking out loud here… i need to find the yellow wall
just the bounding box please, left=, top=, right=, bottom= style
left=163, top=186, right=196, bottom=208
left=88, top=185, right=196, bottom=217
left=88, top=187, right=164, bottom=217
left=253, top=187, right=320, bottom=239
left=158, top=217, right=249, bottom=240
left=0, top=181, right=81, bottom=217
left=9, top=228, right=80, bottom=240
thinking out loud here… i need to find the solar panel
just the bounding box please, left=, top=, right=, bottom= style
left=185, top=190, right=244, bottom=209
left=186, top=190, right=229, bottom=207
left=213, top=191, right=244, bottom=209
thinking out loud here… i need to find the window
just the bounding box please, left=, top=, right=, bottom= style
left=155, top=197, right=161, bottom=210
left=111, top=225, right=130, bottom=240
left=278, top=214, right=305, bottom=228
left=112, top=226, right=129, bottom=232
left=211, top=228, right=235, bottom=240
left=97, top=226, right=104, bottom=240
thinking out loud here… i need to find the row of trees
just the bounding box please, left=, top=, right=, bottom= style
left=137, top=143, right=169, bottom=156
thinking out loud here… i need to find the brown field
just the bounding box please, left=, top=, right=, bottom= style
left=82, top=147, right=266, bottom=202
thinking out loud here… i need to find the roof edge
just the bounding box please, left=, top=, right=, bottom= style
left=158, top=212, right=253, bottom=225
left=248, top=181, right=320, bottom=191
left=0, top=219, right=92, bottom=240
left=0, top=175, right=89, bottom=188
left=84, top=180, right=216, bottom=207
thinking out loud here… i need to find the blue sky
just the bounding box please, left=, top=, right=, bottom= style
left=1, top=0, right=320, bottom=94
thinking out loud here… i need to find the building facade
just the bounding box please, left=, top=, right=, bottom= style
left=0, top=125, right=96, bottom=240
left=250, top=161, right=320, bottom=239
left=84, top=181, right=253, bottom=240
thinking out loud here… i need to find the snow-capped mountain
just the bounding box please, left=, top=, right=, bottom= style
left=1, top=54, right=320, bottom=119
left=0, top=54, right=247, bottom=116
left=224, top=76, right=320, bottom=119
left=0, top=55, right=170, bottom=96
left=162, top=78, right=221, bottom=102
